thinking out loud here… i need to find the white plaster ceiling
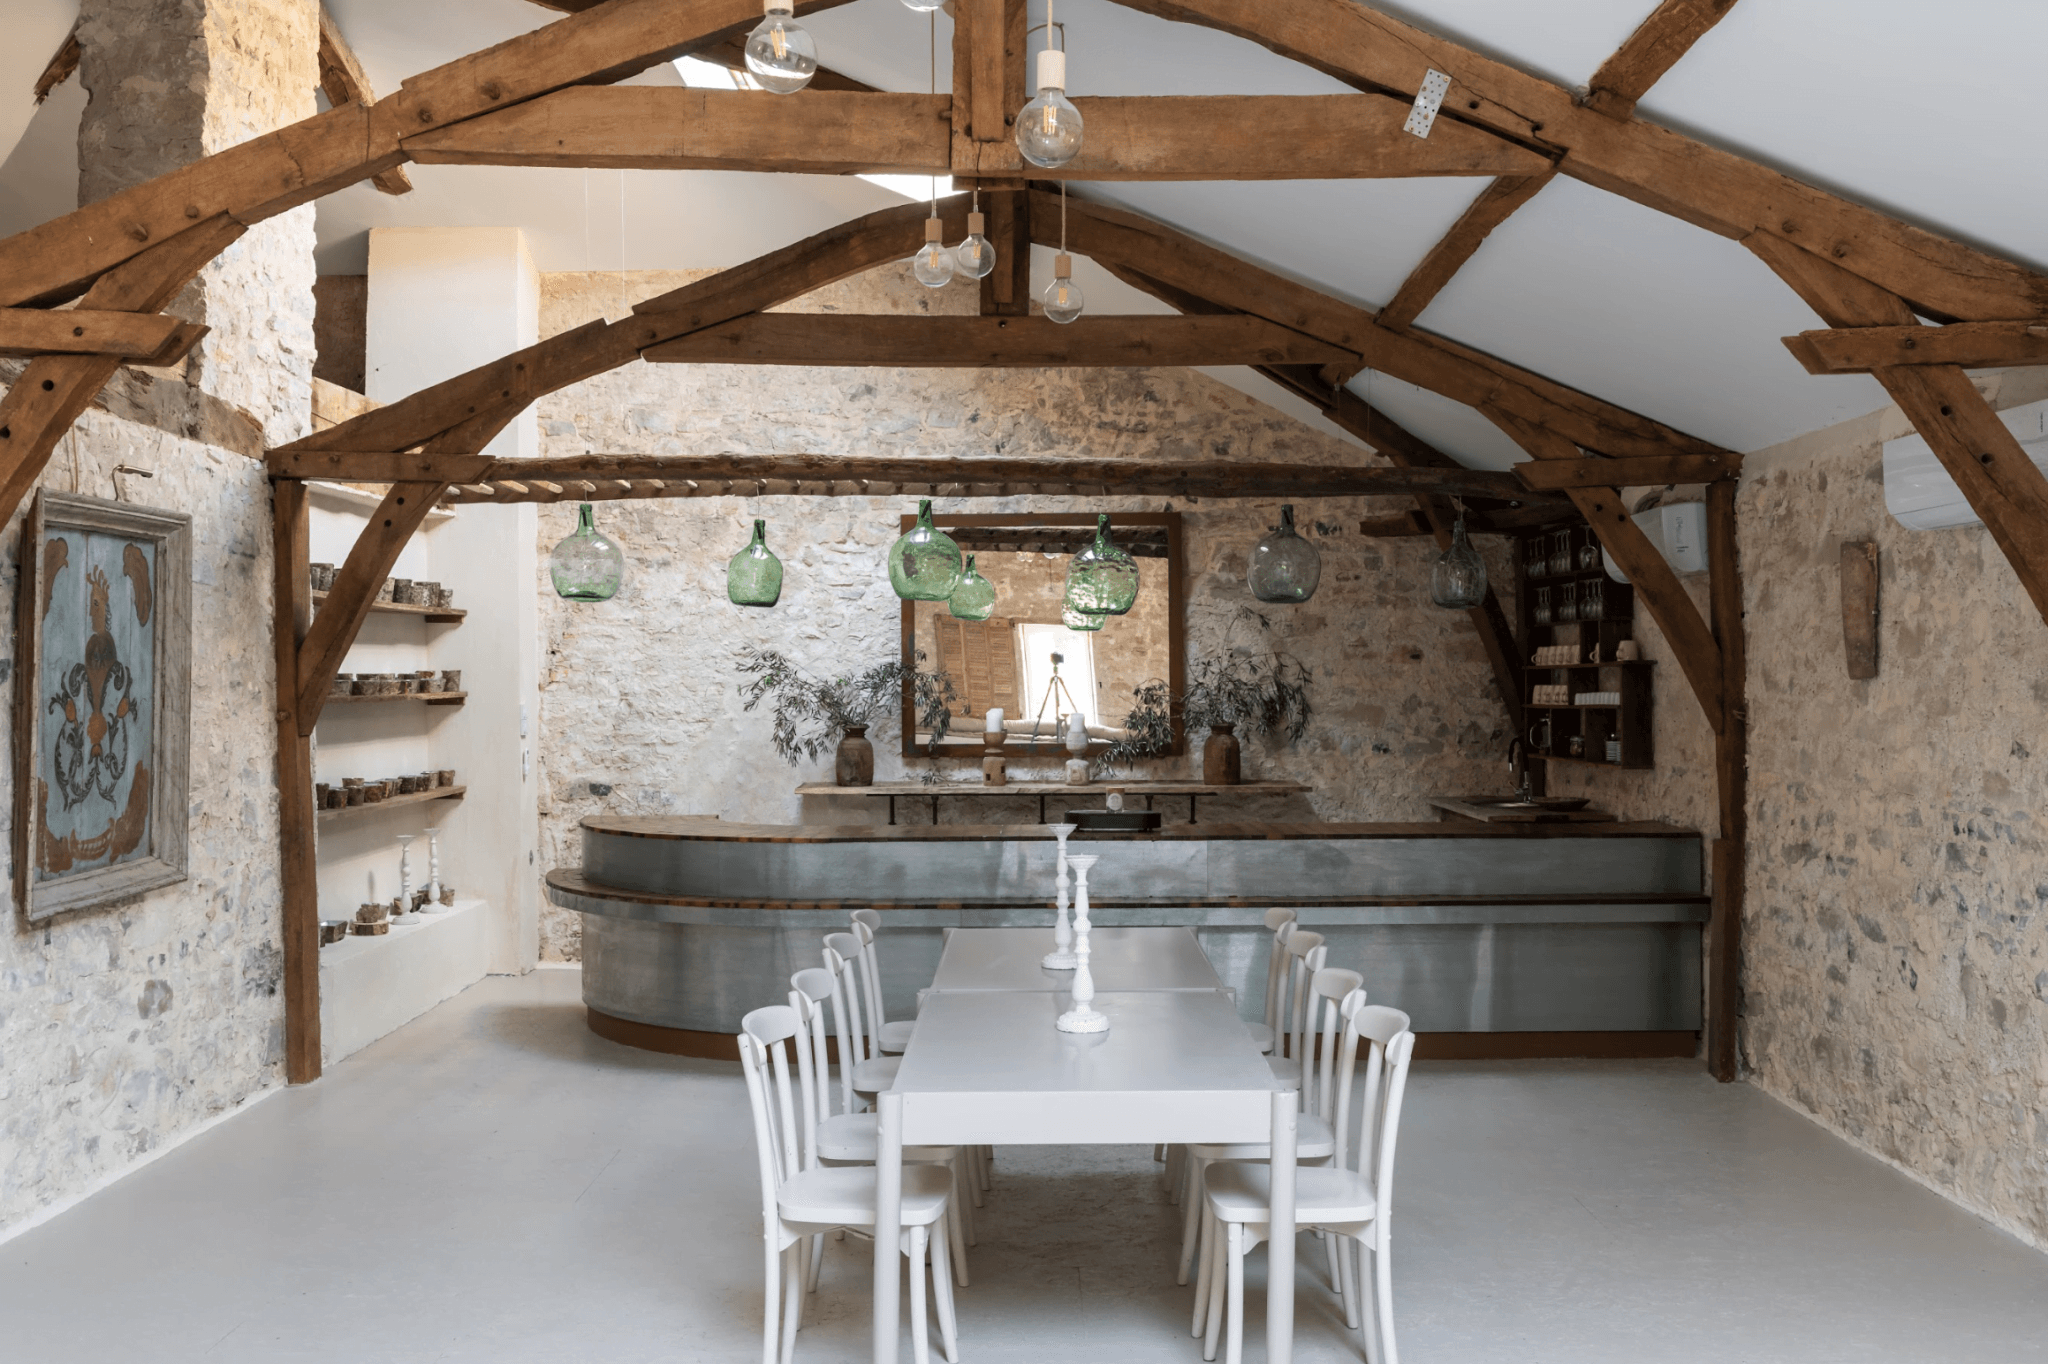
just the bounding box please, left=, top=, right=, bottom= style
left=0, top=0, right=77, bottom=170
left=5, top=0, right=2046, bottom=467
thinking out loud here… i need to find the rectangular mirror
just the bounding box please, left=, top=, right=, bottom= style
left=901, top=512, right=1185, bottom=758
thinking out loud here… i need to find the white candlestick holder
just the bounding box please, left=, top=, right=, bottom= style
left=1055, top=854, right=1107, bottom=1033
left=395, top=834, right=415, bottom=917
left=422, top=831, right=447, bottom=913
left=1042, top=823, right=1078, bottom=969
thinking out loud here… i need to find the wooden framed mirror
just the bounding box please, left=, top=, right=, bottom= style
left=899, top=512, right=1186, bottom=759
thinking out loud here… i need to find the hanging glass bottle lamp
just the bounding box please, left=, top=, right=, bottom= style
left=1248, top=504, right=1321, bottom=604
left=888, top=498, right=965, bottom=601
left=549, top=503, right=624, bottom=602
left=1063, top=513, right=1140, bottom=617
left=1061, top=601, right=1106, bottom=632
left=948, top=554, right=996, bottom=621
left=727, top=518, right=784, bottom=607
left=1431, top=512, right=1490, bottom=610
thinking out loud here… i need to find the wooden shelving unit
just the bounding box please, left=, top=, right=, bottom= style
left=317, top=784, right=467, bottom=822
left=311, top=588, right=466, bottom=625
left=325, top=690, right=468, bottom=707
left=1516, top=524, right=1654, bottom=769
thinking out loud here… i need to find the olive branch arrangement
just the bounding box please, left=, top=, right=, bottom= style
left=737, top=647, right=957, bottom=764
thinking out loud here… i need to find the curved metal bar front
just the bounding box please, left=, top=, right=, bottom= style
left=550, top=817, right=1710, bottom=1056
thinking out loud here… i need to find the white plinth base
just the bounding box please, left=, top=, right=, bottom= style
left=320, top=898, right=490, bottom=1067
left=1041, top=951, right=1079, bottom=969
left=1055, top=1008, right=1110, bottom=1033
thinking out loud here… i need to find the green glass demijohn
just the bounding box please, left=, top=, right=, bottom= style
left=1060, top=600, right=1106, bottom=632
left=1248, top=504, right=1322, bottom=604
left=888, top=499, right=964, bottom=601
left=1431, top=513, right=1490, bottom=611
left=727, top=519, right=784, bottom=607
left=1063, top=513, right=1140, bottom=617
left=549, top=503, right=624, bottom=602
left=947, top=554, right=996, bottom=621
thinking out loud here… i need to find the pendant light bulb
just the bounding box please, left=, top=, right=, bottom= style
left=1044, top=252, right=1085, bottom=324
left=912, top=217, right=955, bottom=288
left=1017, top=48, right=1084, bottom=167
left=744, top=0, right=818, bottom=94
left=955, top=210, right=998, bottom=280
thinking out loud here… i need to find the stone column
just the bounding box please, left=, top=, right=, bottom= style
left=74, top=0, right=320, bottom=446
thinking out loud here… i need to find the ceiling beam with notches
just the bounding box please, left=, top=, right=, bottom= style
left=0, top=307, right=205, bottom=363
left=317, top=7, right=412, bottom=194
left=641, top=314, right=1357, bottom=368
left=401, top=88, right=1550, bottom=181
left=1581, top=0, right=1738, bottom=122
left=1104, top=0, right=2047, bottom=323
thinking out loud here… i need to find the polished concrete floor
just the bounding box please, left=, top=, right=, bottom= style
left=6, top=969, right=2048, bottom=1363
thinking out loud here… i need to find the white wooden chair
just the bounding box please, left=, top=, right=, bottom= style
left=738, top=1005, right=961, bottom=1364
left=1198, top=1000, right=1417, bottom=1364
left=1179, top=964, right=1360, bottom=1292
left=1266, top=930, right=1327, bottom=1086
left=1243, top=910, right=1299, bottom=1053
left=850, top=911, right=917, bottom=1053
left=788, top=968, right=974, bottom=1288
left=823, top=932, right=900, bottom=1100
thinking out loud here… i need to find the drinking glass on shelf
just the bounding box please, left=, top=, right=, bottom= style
left=1559, top=582, right=1578, bottom=622
left=1583, top=579, right=1604, bottom=620
left=1579, top=532, right=1601, bottom=570
left=1526, top=536, right=1548, bottom=580
left=1534, top=587, right=1552, bottom=625
left=1550, top=530, right=1572, bottom=576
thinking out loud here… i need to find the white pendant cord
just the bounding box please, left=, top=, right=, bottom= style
left=930, top=12, right=940, bottom=217
left=1060, top=181, right=1068, bottom=256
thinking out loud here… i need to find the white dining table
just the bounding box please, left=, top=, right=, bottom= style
left=872, top=984, right=1298, bottom=1363
left=930, top=925, right=1224, bottom=992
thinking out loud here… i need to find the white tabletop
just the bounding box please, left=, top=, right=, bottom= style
left=931, top=926, right=1224, bottom=993
left=892, top=989, right=1276, bottom=1146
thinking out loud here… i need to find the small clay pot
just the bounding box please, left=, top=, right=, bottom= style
left=363, top=787, right=385, bottom=804
left=431, top=587, right=455, bottom=609
left=416, top=772, right=434, bottom=792
left=346, top=787, right=365, bottom=806
left=356, top=903, right=389, bottom=924
left=309, top=563, right=335, bottom=592
left=835, top=725, right=876, bottom=787
left=438, top=885, right=456, bottom=907
left=398, top=776, right=420, bottom=795
left=315, top=782, right=330, bottom=803
left=391, top=578, right=415, bottom=604
left=342, top=776, right=365, bottom=787
left=416, top=582, right=440, bottom=607
left=376, top=578, right=395, bottom=603
left=327, top=790, right=348, bottom=809
left=436, top=769, right=456, bottom=788
left=330, top=673, right=353, bottom=696
left=1202, top=723, right=1242, bottom=786
left=439, top=669, right=461, bottom=692
left=350, top=920, right=389, bottom=937
left=415, top=670, right=437, bottom=692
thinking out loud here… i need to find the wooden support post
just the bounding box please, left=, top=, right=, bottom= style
left=1705, top=479, right=1746, bottom=1082
left=981, top=189, right=1032, bottom=317
left=271, top=479, right=321, bottom=1083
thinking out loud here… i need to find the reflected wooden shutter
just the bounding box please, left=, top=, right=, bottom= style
left=929, top=616, right=1019, bottom=718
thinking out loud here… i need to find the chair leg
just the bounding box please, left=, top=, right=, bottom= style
left=1223, top=1222, right=1246, bottom=1364
left=1358, top=1241, right=1380, bottom=1364
left=779, top=1244, right=804, bottom=1364
left=1375, top=1237, right=1399, bottom=1364
left=1335, top=1232, right=1360, bottom=1331
left=1201, top=1220, right=1226, bottom=1361
left=944, top=1170, right=972, bottom=1286
left=807, top=1233, right=824, bottom=1293
left=930, top=1217, right=961, bottom=1364
left=951, top=1155, right=978, bottom=1247
left=1153, top=1143, right=1166, bottom=1162
left=1190, top=1202, right=1215, bottom=1336
left=762, top=1239, right=783, bottom=1364
left=1165, top=1144, right=1184, bottom=1202
left=1323, top=1222, right=1343, bottom=1293
left=1176, top=1156, right=1207, bottom=1284
left=908, top=1227, right=931, bottom=1364
left=979, top=1145, right=993, bottom=1188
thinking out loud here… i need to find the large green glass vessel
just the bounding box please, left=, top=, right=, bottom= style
left=948, top=554, right=996, bottom=620
left=1063, top=513, right=1140, bottom=616
left=889, top=499, right=964, bottom=601
left=727, top=519, right=784, bottom=607
left=1061, top=601, right=1106, bottom=632
left=549, top=503, right=624, bottom=602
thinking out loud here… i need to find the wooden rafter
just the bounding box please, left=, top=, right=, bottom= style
left=317, top=7, right=412, bottom=195
left=1785, top=320, right=2048, bottom=375
left=642, top=314, right=1356, bottom=368
left=1515, top=453, right=1740, bottom=490
left=33, top=27, right=80, bottom=104
left=1378, top=171, right=1556, bottom=332
left=1751, top=232, right=2048, bottom=625
left=0, top=308, right=203, bottom=363
left=1582, top=0, right=1738, bottom=122
left=1105, top=0, right=2047, bottom=323
left=401, top=88, right=1548, bottom=181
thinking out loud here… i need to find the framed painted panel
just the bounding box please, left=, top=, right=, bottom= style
left=14, top=491, right=191, bottom=922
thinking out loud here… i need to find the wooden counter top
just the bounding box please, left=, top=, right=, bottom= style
left=580, top=814, right=1696, bottom=843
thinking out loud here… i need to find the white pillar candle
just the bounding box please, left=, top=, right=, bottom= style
left=985, top=707, right=1004, bottom=733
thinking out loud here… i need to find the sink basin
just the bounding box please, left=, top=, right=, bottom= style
left=1462, top=795, right=1593, bottom=812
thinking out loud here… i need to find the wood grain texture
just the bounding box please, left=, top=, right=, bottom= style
left=1106, top=0, right=2048, bottom=323
left=1378, top=171, right=1556, bottom=330
left=33, top=28, right=80, bottom=104
left=1751, top=231, right=2048, bottom=625
left=643, top=313, right=1355, bottom=367
left=0, top=307, right=190, bottom=360
left=271, top=480, right=321, bottom=1083
left=1514, top=452, right=1741, bottom=489
left=1788, top=320, right=2048, bottom=374
left=1582, top=0, right=1737, bottom=122
left=1706, top=479, right=1747, bottom=1082
left=317, top=7, right=412, bottom=194
left=1839, top=540, right=1879, bottom=679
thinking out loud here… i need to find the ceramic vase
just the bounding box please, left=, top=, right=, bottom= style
left=1055, top=855, right=1107, bottom=1032
left=1042, top=823, right=1078, bottom=969
left=835, top=725, right=875, bottom=787
left=1203, top=723, right=1242, bottom=785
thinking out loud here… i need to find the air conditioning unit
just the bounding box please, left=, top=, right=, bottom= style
left=1602, top=502, right=1709, bottom=583
left=1882, top=397, right=2048, bottom=531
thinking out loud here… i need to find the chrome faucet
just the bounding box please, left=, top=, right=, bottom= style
left=1507, top=738, right=1533, bottom=802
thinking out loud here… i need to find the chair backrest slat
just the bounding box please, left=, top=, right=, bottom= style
left=1282, top=931, right=1326, bottom=1068
left=850, top=917, right=888, bottom=1049
left=1306, top=966, right=1364, bottom=1118
left=1261, top=913, right=1298, bottom=1038
left=788, top=968, right=839, bottom=1168
left=738, top=1004, right=803, bottom=1231
left=821, top=934, right=872, bottom=1112
left=1333, top=1001, right=1417, bottom=1234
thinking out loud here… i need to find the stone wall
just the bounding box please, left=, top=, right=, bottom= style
left=0, top=412, right=283, bottom=1235
left=529, top=267, right=1519, bottom=961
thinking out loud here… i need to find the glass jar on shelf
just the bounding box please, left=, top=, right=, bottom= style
left=1534, top=587, right=1553, bottom=625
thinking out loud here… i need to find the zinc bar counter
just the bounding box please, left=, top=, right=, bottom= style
left=546, top=816, right=1708, bottom=1058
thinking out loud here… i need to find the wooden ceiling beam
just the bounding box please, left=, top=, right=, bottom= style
left=1104, top=0, right=2048, bottom=322
left=0, top=307, right=201, bottom=362
left=1378, top=171, right=1556, bottom=331
left=1751, top=231, right=2048, bottom=626
left=1515, top=453, right=1741, bottom=490
left=33, top=26, right=80, bottom=104
left=1582, top=0, right=1738, bottom=122
left=642, top=314, right=1356, bottom=368
left=317, top=7, right=412, bottom=195
left=402, top=89, right=1549, bottom=181
left=953, top=0, right=1026, bottom=179
left=1786, top=320, right=2048, bottom=375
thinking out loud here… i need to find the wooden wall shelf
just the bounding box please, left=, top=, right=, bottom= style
left=317, top=784, right=466, bottom=821
left=324, top=690, right=468, bottom=707
left=311, top=589, right=466, bottom=624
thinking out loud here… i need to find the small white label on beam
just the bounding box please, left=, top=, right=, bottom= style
left=1404, top=69, right=1451, bottom=138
